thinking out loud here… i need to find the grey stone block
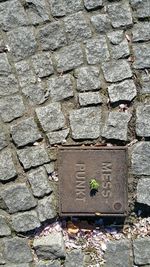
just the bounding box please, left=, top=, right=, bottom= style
left=11, top=210, right=41, bottom=232
left=64, top=0, right=83, bottom=14
left=25, top=0, right=50, bottom=25
left=0, top=131, right=7, bottom=151
left=104, top=239, right=131, bottom=267
left=108, top=2, right=133, bottom=28
left=0, top=95, right=25, bottom=122
left=78, top=92, right=102, bottom=107
left=69, top=107, right=101, bottom=139
left=36, top=194, right=57, bottom=222
left=37, top=21, right=66, bottom=51
left=7, top=27, right=37, bottom=62
left=91, top=14, right=110, bottom=33
left=102, top=60, right=132, bottom=82
left=22, top=82, right=47, bottom=105
left=3, top=264, right=30, bottom=267
left=133, top=43, right=150, bottom=69
left=84, top=0, right=103, bottom=10
left=85, top=36, right=110, bottom=64
left=0, top=149, right=17, bottom=182
left=64, top=11, right=92, bottom=43
left=137, top=178, right=150, bottom=206
left=31, top=52, right=54, bottom=78
left=136, top=105, right=150, bottom=137
left=47, top=129, right=69, bottom=145
left=1, top=183, right=37, bottom=213
left=108, top=79, right=137, bottom=103
left=3, top=237, right=33, bottom=263
left=133, top=237, right=150, bottom=265
left=102, top=111, right=131, bottom=141
left=131, top=0, right=150, bottom=19
left=44, top=162, right=55, bottom=175
left=140, top=72, right=150, bottom=94
left=15, top=60, right=36, bottom=88
left=36, top=103, right=65, bottom=132
left=47, top=74, right=74, bottom=101
left=17, top=145, right=50, bottom=170
left=0, top=53, right=11, bottom=76
left=49, top=0, right=66, bottom=17
left=33, top=232, right=65, bottom=259
left=55, top=43, right=83, bottom=72
left=65, top=249, right=84, bottom=267
left=11, top=117, right=42, bottom=147
left=132, top=22, right=150, bottom=42
left=110, top=39, right=130, bottom=59
left=27, top=167, right=53, bottom=197
left=107, top=30, right=124, bottom=45
left=131, top=142, right=150, bottom=175
left=36, top=261, right=61, bottom=267
left=0, top=215, right=11, bottom=236
left=0, top=0, right=28, bottom=31
left=75, top=66, right=101, bottom=92
left=0, top=75, right=19, bottom=97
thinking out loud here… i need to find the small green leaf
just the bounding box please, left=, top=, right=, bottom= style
left=89, top=179, right=100, bottom=191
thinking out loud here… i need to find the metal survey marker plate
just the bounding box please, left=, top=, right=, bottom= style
left=58, top=147, right=128, bottom=216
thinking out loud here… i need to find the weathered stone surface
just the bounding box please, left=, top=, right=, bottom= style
left=3, top=264, right=30, bottom=267
left=47, top=74, right=74, bottom=101
left=15, top=60, right=36, bottom=87
left=47, top=129, right=69, bottom=145
left=0, top=95, right=25, bottom=122
left=104, top=239, right=131, bottom=267
left=132, top=22, right=150, bottom=42
left=136, top=105, right=150, bottom=137
left=11, top=210, right=41, bottom=232
left=3, top=237, right=33, bottom=263
left=44, top=162, right=54, bottom=175
left=31, top=52, right=54, bottom=78
left=0, top=149, right=17, bottom=182
left=137, top=178, right=150, bottom=206
left=110, top=39, right=130, bottom=59
left=36, top=261, right=61, bottom=267
left=37, top=21, right=66, bottom=51
left=17, top=145, right=50, bottom=170
left=36, top=194, right=57, bottom=222
left=25, top=0, right=50, bottom=25
left=49, top=0, right=66, bottom=17
left=91, top=14, right=110, bottom=33
left=22, top=82, right=47, bottom=105
left=0, top=75, right=19, bottom=97
left=64, top=11, right=92, bottom=43
left=69, top=107, right=101, bottom=139
left=65, top=249, right=84, bottom=267
left=102, top=60, right=132, bottom=82
left=78, top=92, right=102, bottom=106
left=75, top=66, right=101, bottom=92
left=140, top=72, right=150, bottom=94
left=131, top=142, right=150, bottom=175
left=11, top=117, right=42, bottom=147
left=0, top=0, right=28, bottom=31
left=133, top=237, right=150, bottom=265
left=0, top=53, right=11, bottom=76
left=7, top=27, right=37, bottom=62
left=33, top=232, right=65, bottom=259
left=108, top=79, right=137, bottom=103
left=55, top=43, right=83, bottom=72
left=0, top=215, right=11, bottom=236
left=36, top=103, right=65, bottom=132
left=27, top=167, right=53, bottom=197
left=64, top=0, right=83, bottom=14
left=1, top=183, right=37, bottom=213
left=84, top=0, right=103, bottom=10
left=0, top=131, right=7, bottom=151
left=133, top=43, right=150, bottom=69
left=107, top=30, right=124, bottom=45
left=102, top=112, right=131, bottom=141
left=108, top=2, right=133, bottom=28
left=85, top=36, right=110, bottom=64
left=131, top=0, right=150, bottom=19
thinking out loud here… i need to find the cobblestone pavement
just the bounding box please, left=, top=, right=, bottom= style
left=0, top=0, right=149, bottom=266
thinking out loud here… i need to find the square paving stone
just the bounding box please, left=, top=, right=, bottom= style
left=108, top=2, right=133, bottom=28
left=47, top=129, right=69, bottom=145
left=131, top=142, right=150, bottom=176
left=133, top=43, right=150, bottom=69
left=31, top=52, right=54, bottom=78
left=137, top=178, right=150, bottom=206
left=0, top=149, right=17, bottom=182
left=49, top=0, right=66, bottom=17
left=15, top=59, right=36, bottom=88
left=0, top=53, right=12, bottom=76
left=0, top=75, right=19, bottom=97
left=78, top=92, right=102, bottom=107
left=22, top=82, right=47, bottom=105
left=91, top=14, right=111, bottom=33
left=26, top=0, right=50, bottom=25
left=131, top=0, right=150, bottom=19
left=58, top=147, right=128, bottom=216
left=84, top=0, right=103, bottom=10
left=136, top=105, right=150, bottom=137
left=133, top=237, right=150, bottom=265
left=36, top=194, right=57, bottom=222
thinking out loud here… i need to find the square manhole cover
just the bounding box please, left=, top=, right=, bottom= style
left=58, top=147, right=128, bottom=216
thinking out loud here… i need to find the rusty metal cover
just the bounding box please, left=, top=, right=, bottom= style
left=58, top=147, right=128, bottom=216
